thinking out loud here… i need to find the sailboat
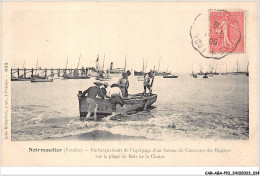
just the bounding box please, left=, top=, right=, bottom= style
left=203, top=74, right=208, bottom=79
left=11, top=60, right=31, bottom=81
left=197, top=65, right=204, bottom=75
left=109, top=56, right=127, bottom=77
left=31, top=60, right=53, bottom=82
left=191, top=65, right=198, bottom=78
left=96, top=55, right=112, bottom=81
left=154, top=58, right=170, bottom=76
left=63, top=55, right=90, bottom=79
left=134, top=58, right=145, bottom=76
left=163, top=63, right=178, bottom=78
left=221, top=58, right=228, bottom=75
left=136, top=59, right=145, bottom=81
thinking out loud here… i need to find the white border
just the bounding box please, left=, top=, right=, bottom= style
left=0, top=0, right=259, bottom=175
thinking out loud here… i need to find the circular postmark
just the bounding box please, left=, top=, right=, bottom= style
left=190, top=10, right=243, bottom=59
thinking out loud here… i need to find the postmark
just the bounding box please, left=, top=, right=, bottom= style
left=209, top=10, right=244, bottom=54
left=190, top=10, right=245, bottom=59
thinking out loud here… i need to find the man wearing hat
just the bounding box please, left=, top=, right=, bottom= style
left=117, top=70, right=131, bottom=97
left=81, top=82, right=105, bottom=121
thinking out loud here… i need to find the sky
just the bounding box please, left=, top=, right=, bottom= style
left=2, top=2, right=250, bottom=73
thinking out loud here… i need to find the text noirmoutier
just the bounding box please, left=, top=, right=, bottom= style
left=29, top=148, right=63, bottom=152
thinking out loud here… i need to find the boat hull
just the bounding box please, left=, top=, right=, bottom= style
left=78, top=93, right=157, bottom=117
left=11, top=78, right=30, bottom=81
left=31, top=78, right=53, bottom=82
left=64, top=76, right=90, bottom=79
left=163, top=76, right=178, bottom=78
left=134, top=71, right=144, bottom=76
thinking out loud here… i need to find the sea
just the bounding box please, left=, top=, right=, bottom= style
left=11, top=74, right=249, bottom=141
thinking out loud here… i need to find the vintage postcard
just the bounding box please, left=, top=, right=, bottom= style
left=1, top=1, right=258, bottom=167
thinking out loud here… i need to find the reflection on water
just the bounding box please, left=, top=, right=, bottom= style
left=11, top=74, right=249, bottom=141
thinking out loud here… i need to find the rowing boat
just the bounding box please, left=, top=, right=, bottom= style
left=77, top=92, right=157, bottom=118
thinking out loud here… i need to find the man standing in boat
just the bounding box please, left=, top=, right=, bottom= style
left=125, top=70, right=131, bottom=97
left=117, top=72, right=128, bottom=97
left=143, top=71, right=154, bottom=96
left=80, top=82, right=104, bottom=121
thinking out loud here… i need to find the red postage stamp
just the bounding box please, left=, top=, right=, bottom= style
left=209, top=10, right=244, bottom=53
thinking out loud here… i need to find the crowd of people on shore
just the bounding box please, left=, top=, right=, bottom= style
left=79, top=70, right=155, bottom=121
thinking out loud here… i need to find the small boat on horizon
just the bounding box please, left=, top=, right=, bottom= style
left=203, top=74, right=208, bottom=79
left=11, top=76, right=31, bottom=81
left=163, top=73, right=178, bottom=78
left=192, top=74, right=198, bottom=78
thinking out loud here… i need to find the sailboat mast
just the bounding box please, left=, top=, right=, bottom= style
left=77, top=54, right=81, bottom=70
left=145, top=60, right=147, bottom=72
left=124, top=55, right=126, bottom=71
left=142, top=58, right=144, bottom=72
left=36, top=59, right=39, bottom=75
left=22, top=60, right=25, bottom=77
left=66, top=57, right=68, bottom=69
left=167, top=62, right=169, bottom=73
left=103, top=55, right=105, bottom=71
left=158, top=57, right=161, bottom=72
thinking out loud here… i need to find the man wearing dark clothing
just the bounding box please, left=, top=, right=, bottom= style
left=81, top=82, right=104, bottom=121
left=100, top=82, right=109, bottom=98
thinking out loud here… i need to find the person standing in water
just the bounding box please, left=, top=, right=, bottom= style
left=80, top=82, right=104, bottom=121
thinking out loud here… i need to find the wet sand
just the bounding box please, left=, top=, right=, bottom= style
left=46, top=130, right=150, bottom=141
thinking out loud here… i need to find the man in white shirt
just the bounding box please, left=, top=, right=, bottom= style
left=107, top=83, right=125, bottom=115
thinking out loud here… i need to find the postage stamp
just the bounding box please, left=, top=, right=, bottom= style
left=209, top=10, right=245, bottom=54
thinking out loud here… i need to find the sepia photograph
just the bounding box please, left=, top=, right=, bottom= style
left=8, top=4, right=249, bottom=141
left=1, top=1, right=258, bottom=168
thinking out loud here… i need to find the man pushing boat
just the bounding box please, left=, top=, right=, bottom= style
left=77, top=71, right=157, bottom=121
left=80, top=82, right=104, bottom=121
